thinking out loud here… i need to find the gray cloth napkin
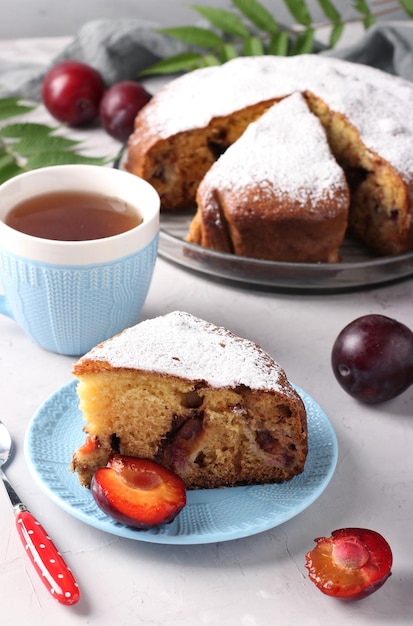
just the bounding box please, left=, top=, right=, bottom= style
left=0, top=18, right=184, bottom=99
left=322, top=21, right=413, bottom=80
left=0, top=18, right=412, bottom=100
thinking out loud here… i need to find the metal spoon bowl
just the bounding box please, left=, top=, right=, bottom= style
left=0, top=419, right=12, bottom=467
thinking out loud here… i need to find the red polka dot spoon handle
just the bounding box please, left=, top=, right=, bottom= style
left=0, top=421, right=80, bottom=605
left=15, top=509, right=80, bottom=605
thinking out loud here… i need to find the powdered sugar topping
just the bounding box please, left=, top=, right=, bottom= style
left=136, top=54, right=413, bottom=179
left=200, top=93, right=348, bottom=212
left=78, top=311, right=289, bottom=392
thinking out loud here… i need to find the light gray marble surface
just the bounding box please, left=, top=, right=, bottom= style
left=0, top=29, right=413, bottom=626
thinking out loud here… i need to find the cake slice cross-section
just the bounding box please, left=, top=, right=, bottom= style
left=71, top=311, right=308, bottom=490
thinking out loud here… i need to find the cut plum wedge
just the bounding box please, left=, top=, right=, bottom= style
left=305, top=528, right=393, bottom=600
left=91, top=455, right=187, bottom=529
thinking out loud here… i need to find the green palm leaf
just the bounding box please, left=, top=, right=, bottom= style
left=0, top=97, right=112, bottom=184
left=0, top=98, right=36, bottom=121
left=283, top=0, right=313, bottom=26
left=242, top=36, right=265, bottom=57
left=139, top=52, right=204, bottom=76
left=329, top=21, right=345, bottom=48
left=268, top=32, right=290, bottom=56
left=25, top=151, right=107, bottom=169
left=352, top=0, right=376, bottom=28
left=190, top=5, right=250, bottom=37
left=9, top=135, right=81, bottom=157
left=316, top=0, right=341, bottom=22
left=232, top=0, right=279, bottom=34
left=142, top=0, right=413, bottom=76
left=291, top=28, right=316, bottom=54
left=220, top=43, right=239, bottom=62
left=158, top=25, right=224, bottom=48
left=399, top=0, right=413, bottom=17
left=0, top=150, right=24, bottom=183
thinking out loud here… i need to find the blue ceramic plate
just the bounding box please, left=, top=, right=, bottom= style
left=25, top=381, right=337, bottom=544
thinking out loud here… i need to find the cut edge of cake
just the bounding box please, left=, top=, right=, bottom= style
left=71, top=311, right=308, bottom=490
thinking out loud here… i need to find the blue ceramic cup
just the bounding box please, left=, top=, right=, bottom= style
left=0, top=164, right=160, bottom=355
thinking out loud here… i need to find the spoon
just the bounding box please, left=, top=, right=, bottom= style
left=0, top=421, right=80, bottom=605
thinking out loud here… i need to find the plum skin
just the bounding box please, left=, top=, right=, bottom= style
left=42, top=61, right=105, bottom=126
left=98, top=80, right=152, bottom=142
left=91, top=456, right=186, bottom=529
left=305, top=528, right=393, bottom=600
left=331, top=314, right=413, bottom=404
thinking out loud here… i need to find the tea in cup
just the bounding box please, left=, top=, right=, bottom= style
left=0, top=164, right=160, bottom=355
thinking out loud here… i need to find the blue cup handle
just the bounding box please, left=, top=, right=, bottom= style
left=0, top=294, right=14, bottom=319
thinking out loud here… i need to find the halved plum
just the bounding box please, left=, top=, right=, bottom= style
left=91, top=455, right=187, bottom=529
left=305, top=528, right=393, bottom=600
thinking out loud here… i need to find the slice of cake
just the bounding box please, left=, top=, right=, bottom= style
left=187, top=93, right=350, bottom=263
left=71, top=311, right=308, bottom=490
